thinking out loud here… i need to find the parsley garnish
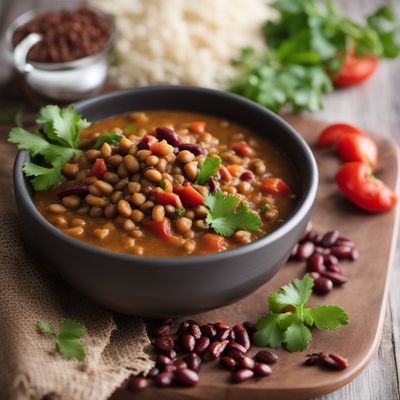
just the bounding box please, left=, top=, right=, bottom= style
left=160, top=180, right=167, bottom=190
left=37, top=319, right=86, bottom=361
left=196, top=156, right=221, bottom=185
left=254, top=274, right=348, bottom=352
left=94, top=131, right=123, bottom=148
left=204, top=192, right=261, bottom=237
left=174, top=208, right=185, bottom=217
left=260, top=204, right=270, bottom=213
left=124, top=124, right=137, bottom=132
left=8, top=105, right=90, bottom=191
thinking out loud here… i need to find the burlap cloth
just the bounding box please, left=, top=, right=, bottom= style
left=0, top=136, right=154, bottom=399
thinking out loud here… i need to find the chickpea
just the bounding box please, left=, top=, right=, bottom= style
left=104, top=204, right=117, bottom=218
left=117, top=163, right=129, bottom=179
left=117, top=200, right=132, bottom=218
left=52, top=216, right=67, bottom=227
left=174, top=217, right=192, bottom=234
left=108, top=154, right=123, bottom=167
left=137, top=150, right=152, bottom=159
left=89, top=206, right=104, bottom=218
left=237, top=181, right=253, bottom=194
left=140, top=200, right=154, bottom=212
left=194, top=205, right=208, bottom=219
left=185, top=210, right=196, bottom=220
left=131, top=209, right=145, bottom=223
left=178, top=150, right=195, bottom=163
left=71, top=218, right=86, bottom=227
left=85, top=176, right=98, bottom=185
left=93, top=228, right=110, bottom=240
left=131, top=245, right=144, bottom=256
left=233, top=230, right=252, bottom=244
left=129, top=112, right=149, bottom=123
left=63, top=226, right=84, bottom=237
left=130, top=229, right=143, bottom=239
left=152, top=204, right=165, bottom=222
left=114, top=178, right=128, bottom=191
left=111, top=191, right=123, bottom=203
left=184, top=162, right=198, bottom=181
left=123, top=237, right=136, bottom=249
left=103, top=172, right=119, bottom=185
left=123, top=155, right=140, bottom=173
left=62, top=163, right=79, bottom=178
left=146, top=155, right=159, bottom=166
left=183, top=240, right=196, bottom=253
left=193, top=220, right=207, bottom=230
left=144, top=168, right=162, bottom=183
left=94, top=180, right=114, bottom=195
left=127, top=182, right=141, bottom=194
left=164, top=204, right=176, bottom=216
left=155, top=140, right=173, bottom=156
left=123, top=219, right=136, bottom=232
left=100, top=142, right=112, bottom=158
left=85, top=194, right=108, bottom=208
left=78, top=157, right=89, bottom=169
left=156, top=158, right=168, bottom=172
left=47, top=204, right=66, bottom=214
left=77, top=205, right=90, bottom=215
left=86, top=149, right=101, bottom=161
left=76, top=169, right=89, bottom=181
left=131, top=192, right=146, bottom=206
left=62, top=195, right=81, bottom=209
left=119, top=138, right=133, bottom=153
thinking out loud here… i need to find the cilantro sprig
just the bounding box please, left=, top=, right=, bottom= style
left=254, top=274, right=348, bottom=352
left=196, top=156, right=221, bottom=185
left=37, top=319, right=86, bottom=361
left=94, top=131, right=123, bottom=149
left=204, top=192, right=261, bottom=237
left=8, top=105, right=90, bottom=191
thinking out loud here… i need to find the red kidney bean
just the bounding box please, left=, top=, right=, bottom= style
left=299, top=221, right=313, bottom=242
left=207, top=178, right=219, bottom=193
left=243, top=321, right=256, bottom=339
left=296, top=241, right=315, bottom=260
left=240, top=356, right=255, bottom=370
left=187, top=323, right=202, bottom=339
left=309, top=271, right=321, bottom=280
left=304, top=354, right=321, bottom=366
left=194, top=336, right=210, bottom=355
left=58, top=183, right=89, bottom=199
left=255, top=350, right=278, bottom=364
left=172, top=359, right=188, bottom=369
left=147, top=367, right=160, bottom=379
left=183, top=353, right=201, bottom=371
left=320, top=354, right=345, bottom=370
left=127, top=376, right=148, bottom=392
left=155, top=372, right=175, bottom=387
left=240, top=171, right=254, bottom=181
left=233, top=325, right=251, bottom=351
left=216, top=328, right=230, bottom=340
left=200, top=324, right=217, bottom=340
left=208, top=340, right=229, bottom=358
left=336, top=237, right=355, bottom=248
left=138, top=135, right=158, bottom=150
left=175, top=368, right=199, bottom=386
left=326, top=264, right=343, bottom=274
left=350, top=248, right=359, bottom=261
left=308, top=230, right=323, bottom=244
left=178, top=143, right=205, bottom=155
left=153, top=324, right=173, bottom=338
left=254, top=363, right=272, bottom=377
left=306, top=253, right=325, bottom=273
left=163, top=364, right=177, bottom=373
left=225, top=349, right=245, bottom=361
left=324, top=254, right=339, bottom=266
left=154, top=336, right=174, bottom=354
left=331, top=246, right=353, bottom=259
left=156, top=354, right=172, bottom=368
left=178, top=320, right=191, bottom=335
left=321, top=230, right=340, bottom=248
left=290, top=244, right=299, bottom=260
left=226, top=341, right=247, bottom=355
left=214, top=321, right=230, bottom=330
left=156, top=127, right=180, bottom=147
left=233, top=369, right=254, bottom=383
left=313, top=277, right=333, bottom=295
left=228, top=329, right=236, bottom=341
left=328, top=353, right=349, bottom=370
left=314, top=246, right=331, bottom=255
left=160, top=318, right=173, bottom=325
left=320, top=271, right=347, bottom=286
left=166, top=349, right=177, bottom=359
left=181, top=333, right=196, bottom=352
left=220, top=355, right=238, bottom=370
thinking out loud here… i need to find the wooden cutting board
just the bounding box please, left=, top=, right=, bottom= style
left=111, top=116, right=400, bottom=400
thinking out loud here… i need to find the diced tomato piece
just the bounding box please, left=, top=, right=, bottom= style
left=175, top=185, right=204, bottom=207
left=154, top=190, right=181, bottom=208
left=317, top=123, right=365, bottom=147
left=150, top=140, right=173, bottom=156
left=138, top=135, right=158, bottom=150
left=188, top=121, right=207, bottom=133
left=202, top=233, right=226, bottom=253
left=227, top=164, right=244, bottom=177
left=144, top=218, right=182, bottom=245
left=219, top=165, right=232, bottom=182
left=231, top=143, right=253, bottom=157
left=262, top=177, right=291, bottom=195
left=91, top=158, right=107, bottom=179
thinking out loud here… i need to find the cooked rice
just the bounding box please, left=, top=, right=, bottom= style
left=90, top=0, right=270, bottom=88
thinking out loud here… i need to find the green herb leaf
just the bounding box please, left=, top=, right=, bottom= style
left=283, top=320, right=312, bottom=352
left=37, top=320, right=56, bottom=335
left=174, top=208, right=185, bottom=217
left=160, top=180, right=167, bottom=190
left=196, top=156, right=221, bottom=185
left=260, top=204, right=270, bottom=213
left=204, top=192, right=261, bottom=237
left=275, top=274, right=314, bottom=308
left=309, top=305, right=349, bottom=330
left=94, top=132, right=123, bottom=149
left=124, top=124, right=137, bottom=132
left=254, top=314, right=285, bottom=348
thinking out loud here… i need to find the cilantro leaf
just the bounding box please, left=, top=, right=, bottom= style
left=196, top=156, right=221, bottom=185
left=124, top=124, right=137, bottom=132
left=283, top=321, right=312, bottom=352
left=309, top=305, right=349, bottom=330
left=275, top=274, right=314, bottom=308
left=204, top=192, right=261, bottom=236
left=254, top=314, right=285, bottom=348
left=37, top=319, right=86, bottom=361
left=94, top=132, right=123, bottom=149
left=23, top=162, right=65, bottom=191
left=174, top=208, right=185, bottom=217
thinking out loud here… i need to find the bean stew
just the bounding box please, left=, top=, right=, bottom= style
left=35, top=111, right=297, bottom=256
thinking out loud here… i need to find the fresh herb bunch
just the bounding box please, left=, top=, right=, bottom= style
left=37, top=319, right=86, bottom=361
left=230, top=0, right=400, bottom=113
left=254, top=274, right=348, bottom=352
left=8, top=105, right=90, bottom=191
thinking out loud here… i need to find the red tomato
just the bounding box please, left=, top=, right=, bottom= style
left=144, top=218, right=182, bottom=245
left=188, top=121, right=207, bottom=133
left=336, top=162, right=397, bottom=213
left=317, top=123, right=365, bottom=147
left=261, top=177, right=291, bottom=196
left=336, top=133, right=378, bottom=170
left=90, top=158, right=107, bottom=179
left=174, top=185, right=204, bottom=207
left=231, top=143, right=253, bottom=157
left=202, top=233, right=226, bottom=252
left=153, top=190, right=181, bottom=208
left=332, top=53, right=379, bottom=87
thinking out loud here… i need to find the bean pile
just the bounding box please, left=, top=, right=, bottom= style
left=12, top=6, right=113, bottom=63
left=127, top=319, right=277, bottom=391
left=305, top=352, right=348, bottom=370
left=290, top=222, right=358, bottom=295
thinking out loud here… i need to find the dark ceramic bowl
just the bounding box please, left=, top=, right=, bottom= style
left=13, top=86, right=318, bottom=317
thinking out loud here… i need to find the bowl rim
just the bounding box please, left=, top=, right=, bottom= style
left=14, top=86, right=318, bottom=266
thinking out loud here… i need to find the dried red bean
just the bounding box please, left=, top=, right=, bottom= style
left=156, top=354, right=172, bottom=368
left=253, top=362, right=272, bottom=377
left=200, top=324, right=217, bottom=340
left=225, top=349, right=245, bottom=361
left=175, top=368, right=199, bottom=386
left=326, top=264, right=343, bottom=274
left=328, top=353, right=349, bottom=370
left=243, top=321, right=256, bottom=339
left=194, top=336, right=210, bottom=355
left=177, top=320, right=190, bottom=335
left=163, top=364, right=177, bottom=373
left=304, top=355, right=321, bottom=366
left=216, top=328, right=230, bottom=340
left=240, top=171, right=254, bottom=181
left=296, top=241, right=315, bottom=260
left=184, top=353, right=202, bottom=371
left=320, top=271, right=347, bottom=286
left=290, top=244, right=299, bottom=260
left=138, top=135, right=157, bottom=150
left=324, top=254, right=339, bottom=267
left=166, top=349, right=177, bottom=359
left=255, top=350, right=278, bottom=364
left=208, top=178, right=219, bottom=193
left=309, top=271, right=321, bottom=280
left=233, top=325, right=250, bottom=351
left=127, top=376, right=148, bottom=392
left=240, top=356, right=255, bottom=370
left=153, top=324, right=173, bottom=338
left=321, top=230, right=340, bottom=248
left=220, top=356, right=238, bottom=370
left=187, top=323, right=202, bottom=339
left=181, top=333, right=196, bottom=352
left=58, top=183, right=89, bottom=199
left=228, top=329, right=236, bottom=341
left=155, top=372, right=174, bottom=387
left=154, top=336, right=174, bottom=354
left=214, top=321, right=230, bottom=330
left=172, top=359, right=188, bottom=369
left=146, top=367, right=160, bottom=379
left=313, top=277, right=333, bottom=295
left=306, top=253, right=325, bottom=273
left=233, top=368, right=254, bottom=383
left=160, top=318, right=174, bottom=325
left=320, top=354, right=346, bottom=370
left=156, top=127, right=180, bottom=147
left=350, top=248, right=359, bottom=261
left=178, top=143, right=205, bottom=155
left=308, top=230, right=323, bottom=244
left=314, top=246, right=331, bottom=255
left=299, top=221, right=313, bottom=242
left=226, top=341, right=247, bottom=355
left=208, top=340, right=229, bottom=359
left=331, top=246, right=353, bottom=259
left=336, top=237, right=355, bottom=248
